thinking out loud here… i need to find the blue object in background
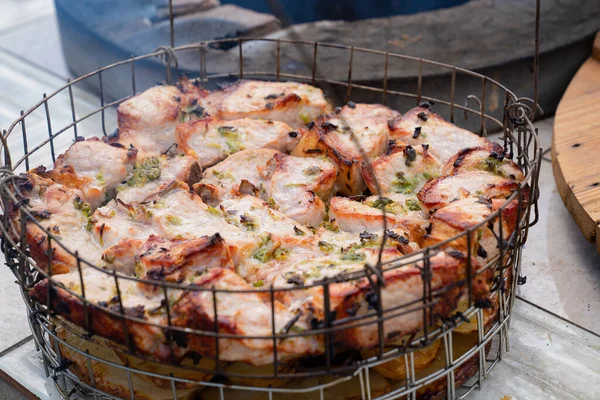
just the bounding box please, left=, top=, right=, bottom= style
left=221, top=0, right=470, bottom=23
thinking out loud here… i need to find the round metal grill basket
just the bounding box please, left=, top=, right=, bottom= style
left=0, top=34, right=541, bottom=400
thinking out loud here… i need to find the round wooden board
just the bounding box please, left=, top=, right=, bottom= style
left=552, top=32, right=600, bottom=253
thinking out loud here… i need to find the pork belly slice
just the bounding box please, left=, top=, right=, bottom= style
left=30, top=267, right=179, bottom=362
left=210, top=80, right=332, bottom=128
left=388, top=106, right=489, bottom=163
left=239, top=228, right=409, bottom=288
left=29, top=235, right=236, bottom=363
left=292, top=103, right=399, bottom=195
left=37, top=138, right=137, bottom=209
left=143, top=183, right=257, bottom=264
left=91, top=198, right=160, bottom=275
left=12, top=172, right=103, bottom=274
left=115, top=77, right=210, bottom=157
left=219, top=195, right=312, bottom=240
left=442, top=142, right=525, bottom=181
left=363, top=141, right=441, bottom=196
left=333, top=251, right=490, bottom=349
left=417, top=170, right=520, bottom=214
left=171, top=267, right=323, bottom=365
left=423, top=197, right=520, bottom=264
left=176, top=118, right=298, bottom=169
left=264, top=153, right=337, bottom=227
left=115, top=155, right=200, bottom=204
left=194, top=148, right=279, bottom=204
left=328, top=196, right=426, bottom=244
left=135, top=235, right=236, bottom=288
left=241, top=231, right=488, bottom=350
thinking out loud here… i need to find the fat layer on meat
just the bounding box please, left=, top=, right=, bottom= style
left=194, top=148, right=279, bottom=204
left=442, top=143, right=525, bottom=181
left=328, top=196, right=426, bottom=244
left=388, top=106, right=489, bottom=163
left=206, top=80, right=332, bottom=128
left=176, top=118, right=298, bottom=168
left=363, top=141, right=441, bottom=196
left=423, top=197, right=520, bottom=264
left=417, top=170, right=520, bottom=213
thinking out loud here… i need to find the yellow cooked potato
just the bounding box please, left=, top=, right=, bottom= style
left=448, top=291, right=499, bottom=335
left=116, top=350, right=215, bottom=390
left=360, top=339, right=441, bottom=381
left=201, top=370, right=390, bottom=400
left=54, top=325, right=199, bottom=400
left=225, top=361, right=296, bottom=388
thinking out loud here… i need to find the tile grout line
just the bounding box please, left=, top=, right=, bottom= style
left=515, top=295, right=600, bottom=339
left=0, top=335, right=34, bottom=359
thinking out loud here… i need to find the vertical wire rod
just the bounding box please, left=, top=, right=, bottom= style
left=382, top=52, right=389, bottom=105
left=532, top=0, right=541, bottom=120
left=98, top=70, right=107, bottom=136
left=43, top=94, right=56, bottom=164
left=169, top=0, right=175, bottom=48
left=67, top=80, right=78, bottom=140
left=20, top=111, right=29, bottom=171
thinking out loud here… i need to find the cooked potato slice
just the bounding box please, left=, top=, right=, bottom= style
left=442, top=142, right=525, bottom=181
left=449, top=291, right=499, bottom=334
left=225, top=361, right=296, bottom=388
left=388, top=106, right=489, bottom=163
left=200, top=369, right=390, bottom=400
left=292, top=103, right=397, bottom=195
left=55, top=325, right=200, bottom=400
left=363, top=141, right=441, bottom=196
left=210, top=80, right=332, bottom=128
left=176, top=118, right=299, bottom=168
left=360, top=339, right=441, bottom=380
left=417, top=170, right=520, bottom=213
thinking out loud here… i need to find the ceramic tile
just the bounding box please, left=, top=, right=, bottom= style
left=0, top=266, right=31, bottom=354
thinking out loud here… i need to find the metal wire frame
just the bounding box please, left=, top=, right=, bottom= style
left=0, top=37, right=541, bottom=399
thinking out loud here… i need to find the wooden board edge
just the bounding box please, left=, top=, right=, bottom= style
left=551, top=144, right=598, bottom=243
left=0, top=368, right=39, bottom=400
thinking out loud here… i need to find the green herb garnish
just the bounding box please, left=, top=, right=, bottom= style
left=125, top=157, right=162, bottom=188
left=405, top=199, right=422, bottom=211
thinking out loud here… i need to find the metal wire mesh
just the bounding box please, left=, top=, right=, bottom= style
left=0, top=37, right=541, bottom=400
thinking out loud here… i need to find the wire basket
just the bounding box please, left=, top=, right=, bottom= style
left=0, top=36, right=542, bottom=400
